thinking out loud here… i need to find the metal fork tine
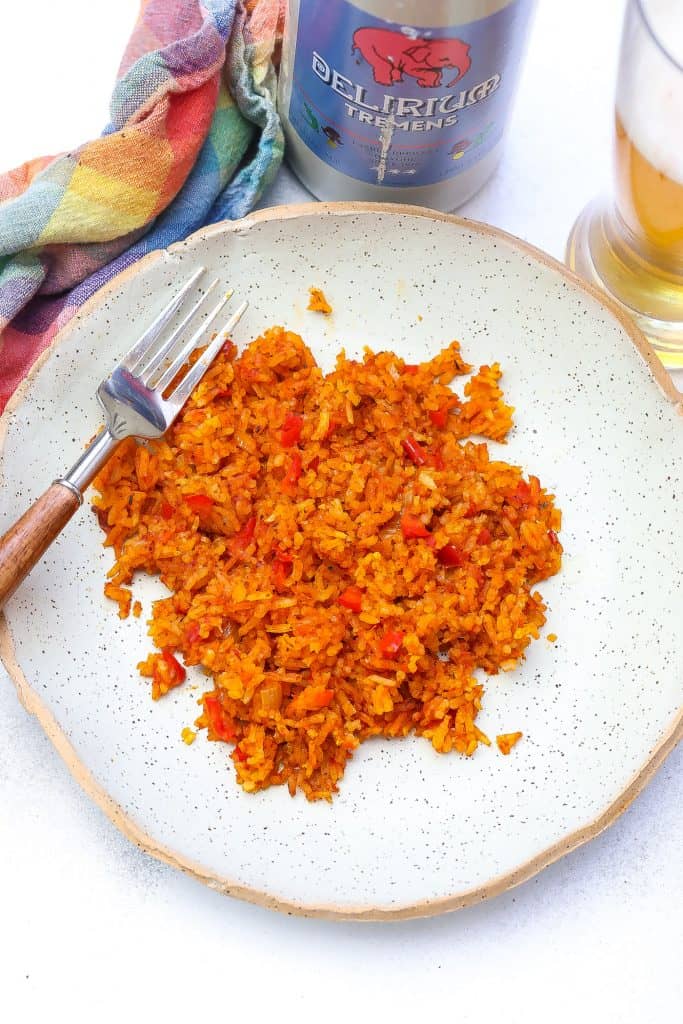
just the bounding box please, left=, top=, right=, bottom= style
left=121, top=267, right=205, bottom=372
left=153, top=291, right=234, bottom=394
left=136, top=278, right=221, bottom=384
left=57, top=273, right=247, bottom=502
left=169, top=301, right=249, bottom=408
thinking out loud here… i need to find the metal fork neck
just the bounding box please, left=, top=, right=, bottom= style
left=59, top=429, right=119, bottom=499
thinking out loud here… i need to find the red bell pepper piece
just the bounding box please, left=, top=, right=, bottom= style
left=378, top=629, right=404, bottom=659
left=151, top=650, right=187, bottom=700
left=338, top=586, right=363, bottom=612
left=204, top=694, right=237, bottom=742
left=229, top=514, right=257, bottom=556
left=280, top=413, right=303, bottom=448
left=437, top=543, right=467, bottom=567
left=163, top=650, right=186, bottom=685
left=401, top=513, right=431, bottom=539
left=272, top=561, right=289, bottom=589
left=186, top=493, right=214, bottom=514
left=429, top=405, right=449, bottom=428
left=402, top=436, right=427, bottom=466
left=283, top=452, right=303, bottom=491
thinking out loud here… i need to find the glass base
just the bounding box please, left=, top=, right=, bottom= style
left=566, top=200, right=683, bottom=369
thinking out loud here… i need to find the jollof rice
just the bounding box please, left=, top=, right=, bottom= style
left=92, top=327, right=562, bottom=800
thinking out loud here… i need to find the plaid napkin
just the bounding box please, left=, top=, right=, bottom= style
left=0, top=0, right=284, bottom=412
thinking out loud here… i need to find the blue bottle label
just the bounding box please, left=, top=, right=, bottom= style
left=288, top=0, right=532, bottom=187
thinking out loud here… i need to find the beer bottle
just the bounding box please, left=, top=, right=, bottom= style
left=278, top=0, right=536, bottom=210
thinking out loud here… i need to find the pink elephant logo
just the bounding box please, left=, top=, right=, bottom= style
left=352, top=28, right=471, bottom=89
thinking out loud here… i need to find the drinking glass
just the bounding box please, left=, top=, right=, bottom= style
left=567, top=0, right=683, bottom=367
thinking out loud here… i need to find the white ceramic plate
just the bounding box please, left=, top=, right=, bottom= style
left=1, top=204, right=681, bottom=920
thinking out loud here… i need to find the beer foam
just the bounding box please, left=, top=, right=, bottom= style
left=616, top=0, right=683, bottom=184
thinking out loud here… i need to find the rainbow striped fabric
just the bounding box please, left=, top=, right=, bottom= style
left=0, top=0, right=284, bottom=411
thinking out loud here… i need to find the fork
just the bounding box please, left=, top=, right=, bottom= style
left=0, top=267, right=248, bottom=608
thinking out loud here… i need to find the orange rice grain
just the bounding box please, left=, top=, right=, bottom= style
left=307, top=287, right=332, bottom=314
left=497, top=732, right=523, bottom=755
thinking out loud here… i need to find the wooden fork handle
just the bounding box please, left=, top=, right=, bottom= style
left=0, top=483, right=81, bottom=609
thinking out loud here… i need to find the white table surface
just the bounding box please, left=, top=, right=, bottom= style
left=1, top=2, right=680, bottom=1021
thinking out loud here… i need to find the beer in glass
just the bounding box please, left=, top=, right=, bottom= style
left=567, top=0, right=683, bottom=367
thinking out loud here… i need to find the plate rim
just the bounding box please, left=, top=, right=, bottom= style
left=1, top=200, right=681, bottom=921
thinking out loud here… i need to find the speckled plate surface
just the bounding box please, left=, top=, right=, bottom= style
left=1, top=203, right=681, bottom=920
